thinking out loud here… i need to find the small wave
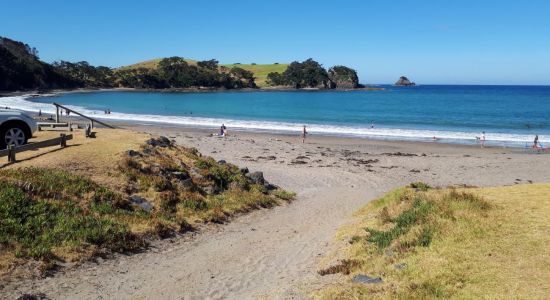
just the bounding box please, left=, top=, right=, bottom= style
left=1, top=95, right=547, bottom=147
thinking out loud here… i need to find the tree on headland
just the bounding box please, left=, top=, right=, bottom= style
left=197, top=59, right=219, bottom=71
left=267, top=58, right=361, bottom=89
left=327, top=66, right=360, bottom=89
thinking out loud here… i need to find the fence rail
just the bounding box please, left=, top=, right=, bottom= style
left=53, top=102, right=115, bottom=129
left=0, top=134, right=73, bottom=163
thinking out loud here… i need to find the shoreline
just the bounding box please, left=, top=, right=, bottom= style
left=0, top=85, right=384, bottom=97
left=1, top=89, right=546, bottom=148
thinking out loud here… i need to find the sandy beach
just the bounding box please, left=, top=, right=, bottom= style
left=2, top=123, right=549, bottom=300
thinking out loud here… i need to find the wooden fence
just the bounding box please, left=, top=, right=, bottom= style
left=0, top=134, right=73, bottom=163
left=53, top=102, right=115, bottom=129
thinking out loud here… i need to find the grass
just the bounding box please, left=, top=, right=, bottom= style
left=0, top=137, right=295, bottom=279
left=315, top=183, right=550, bottom=299
left=116, top=58, right=198, bottom=71
left=220, top=63, right=289, bottom=87
left=116, top=59, right=289, bottom=87
left=0, top=168, right=144, bottom=277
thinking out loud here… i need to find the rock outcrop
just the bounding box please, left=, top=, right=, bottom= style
left=328, top=66, right=359, bottom=89
left=395, top=76, right=415, bottom=86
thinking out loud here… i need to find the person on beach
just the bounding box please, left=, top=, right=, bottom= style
left=533, top=135, right=539, bottom=148
left=480, top=131, right=486, bottom=148
left=220, top=124, right=227, bottom=136
left=38, top=109, right=42, bottom=116
left=302, top=125, right=308, bottom=143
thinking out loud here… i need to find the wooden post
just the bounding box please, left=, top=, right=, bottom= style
left=85, top=123, right=91, bottom=138
left=60, top=134, right=67, bottom=147
left=7, top=145, right=15, bottom=163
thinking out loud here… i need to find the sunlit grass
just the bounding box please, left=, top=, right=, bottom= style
left=315, top=184, right=550, bottom=299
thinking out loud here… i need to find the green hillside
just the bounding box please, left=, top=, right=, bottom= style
left=117, top=59, right=288, bottom=87
left=116, top=58, right=198, bottom=71
left=221, top=63, right=288, bottom=87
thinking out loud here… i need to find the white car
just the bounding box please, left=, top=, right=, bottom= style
left=0, top=109, right=38, bottom=149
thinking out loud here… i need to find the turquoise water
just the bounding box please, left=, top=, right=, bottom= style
left=4, top=85, right=550, bottom=146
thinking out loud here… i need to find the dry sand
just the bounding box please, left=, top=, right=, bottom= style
left=3, top=125, right=550, bottom=299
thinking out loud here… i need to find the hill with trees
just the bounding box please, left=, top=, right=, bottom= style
left=266, top=59, right=362, bottom=89
left=0, top=37, right=258, bottom=91
left=1, top=36, right=363, bottom=92
left=0, top=37, right=80, bottom=91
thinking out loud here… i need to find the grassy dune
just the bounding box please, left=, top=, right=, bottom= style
left=0, top=133, right=294, bottom=279
left=316, top=183, right=550, bottom=299
left=116, top=59, right=288, bottom=87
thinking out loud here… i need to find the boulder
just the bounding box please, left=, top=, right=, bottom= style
left=352, top=274, right=383, bottom=284
left=246, top=171, right=265, bottom=185
left=328, top=66, right=359, bottom=89
left=126, top=149, right=141, bottom=157
left=178, top=178, right=194, bottom=189
left=395, top=76, right=415, bottom=86
left=146, top=136, right=173, bottom=148
left=171, top=171, right=190, bottom=180
left=129, top=195, right=153, bottom=212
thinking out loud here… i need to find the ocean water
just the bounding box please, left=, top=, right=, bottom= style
left=2, top=85, right=550, bottom=147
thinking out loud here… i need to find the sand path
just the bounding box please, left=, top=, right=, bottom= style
left=4, top=128, right=550, bottom=299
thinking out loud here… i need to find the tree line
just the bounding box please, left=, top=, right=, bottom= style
left=1, top=37, right=257, bottom=91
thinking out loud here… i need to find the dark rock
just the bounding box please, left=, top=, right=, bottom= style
left=158, top=136, right=172, bottom=146
left=171, top=171, right=190, bottom=180
left=395, top=76, right=415, bottom=86
left=264, top=183, right=278, bottom=190
left=246, top=171, right=265, bottom=185
left=129, top=195, right=153, bottom=212
left=240, top=167, right=249, bottom=174
left=126, top=150, right=141, bottom=157
left=218, top=160, right=227, bottom=165
left=146, top=136, right=172, bottom=148
left=178, top=178, right=194, bottom=189
left=352, top=274, right=383, bottom=284
left=16, top=294, right=49, bottom=300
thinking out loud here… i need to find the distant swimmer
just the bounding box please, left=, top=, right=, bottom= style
left=302, top=125, right=308, bottom=143
left=370, top=122, right=375, bottom=129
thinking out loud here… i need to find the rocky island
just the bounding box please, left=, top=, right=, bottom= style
left=395, top=76, right=416, bottom=86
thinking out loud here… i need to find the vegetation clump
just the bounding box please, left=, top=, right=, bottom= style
left=0, top=137, right=294, bottom=279
left=315, top=185, right=523, bottom=299
left=0, top=168, right=143, bottom=277
left=119, top=137, right=294, bottom=224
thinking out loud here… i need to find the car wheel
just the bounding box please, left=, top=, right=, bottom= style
left=0, top=124, right=28, bottom=149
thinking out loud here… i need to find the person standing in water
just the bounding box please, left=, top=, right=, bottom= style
left=301, top=125, right=308, bottom=143
left=533, top=135, right=539, bottom=148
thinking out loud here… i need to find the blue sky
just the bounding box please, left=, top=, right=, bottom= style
left=2, top=0, right=550, bottom=85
